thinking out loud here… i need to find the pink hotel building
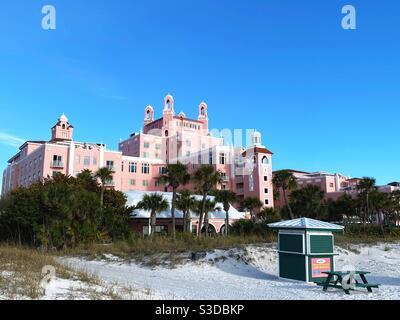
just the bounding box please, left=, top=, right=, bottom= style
left=2, top=95, right=274, bottom=230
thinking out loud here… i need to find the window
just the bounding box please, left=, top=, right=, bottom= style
left=262, top=156, right=269, bottom=165
left=83, top=156, right=90, bottom=166
left=219, top=153, right=226, bottom=165
left=52, top=155, right=62, bottom=166
left=75, top=156, right=80, bottom=164
left=330, top=183, right=334, bottom=188
left=130, top=179, right=136, bottom=186
left=143, top=152, right=149, bottom=158
left=155, top=181, right=161, bottom=187
left=186, top=140, right=191, bottom=147
left=264, top=176, right=268, bottom=182
left=264, top=188, right=269, bottom=194
left=264, top=199, right=269, bottom=205
left=106, top=160, right=114, bottom=170
left=154, top=225, right=167, bottom=235
left=209, top=150, right=213, bottom=165
left=93, top=157, right=97, bottom=166
left=186, top=151, right=191, bottom=157
left=142, top=180, right=149, bottom=187
left=144, top=142, right=150, bottom=148
left=155, top=144, right=161, bottom=150
left=142, top=163, right=150, bottom=174
left=129, top=162, right=137, bottom=173
left=155, top=153, right=160, bottom=159
left=159, top=167, right=167, bottom=175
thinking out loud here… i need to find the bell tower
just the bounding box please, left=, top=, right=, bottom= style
left=144, top=105, right=154, bottom=126
left=198, top=101, right=208, bottom=131
left=51, top=113, right=74, bottom=141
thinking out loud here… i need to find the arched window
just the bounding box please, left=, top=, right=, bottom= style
left=62, top=124, right=66, bottom=129
left=262, top=156, right=269, bottom=165
left=201, top=107, right=205, bottom=116
left=166, top=100, right=171, bottom=110
left=165, top=130, right=169, bottom=137
left=146, top=110, right=151, bottom=120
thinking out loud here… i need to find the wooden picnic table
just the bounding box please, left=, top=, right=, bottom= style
left=318, top=271, right=380, bottom=295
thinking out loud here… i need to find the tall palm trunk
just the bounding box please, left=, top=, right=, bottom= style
left=150, top=210, right=156, bottom=239
left=225, top=210, right=229, bottom=236
left=283, top=188, right=294, bottom=219
left=198, top=194, right=207, bottom=239
left=183, top=211, right=186, bottom=233
left=171, top=188, right=177, bottom=240
left=204, top=211, right=209, bottom=238
left=183, top=211, right=190, bottom=233
left=187, top=211, right=192, bottom=233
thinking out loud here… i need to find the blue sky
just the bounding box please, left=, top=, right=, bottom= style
left=0, top=0, right=399, bottom=186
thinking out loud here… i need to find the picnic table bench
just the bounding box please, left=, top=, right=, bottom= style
left=317, top=271, right=380, bottom=295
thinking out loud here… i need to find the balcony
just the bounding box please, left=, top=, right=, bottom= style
left=236, top=188, right=244, bottom=194
left=50, top=161, right=64, bottom=168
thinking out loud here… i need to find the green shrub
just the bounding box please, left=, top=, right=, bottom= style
left=230, top=219, right=277, bottom=238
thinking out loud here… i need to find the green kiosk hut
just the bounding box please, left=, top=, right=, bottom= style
left=268, top=218, right=344, bottom=283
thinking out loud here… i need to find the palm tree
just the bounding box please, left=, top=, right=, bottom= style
left=192, top=165, right=223, bottom=238
left=240, top=197, right=263, bottom=221
left=213, top=190, right=237, bottom=236
left=158, top=162, right=190, bottom=239
left=273, top=170, right=297, bottom=219
left=175, top=189, right=197, bottom=233
left=357, top=177, right=376, bottom=224
left=95, top=167, right=113, bottom=207
left=389, top=190, right=400, bottom=225
left=76, top=169, right=98, bottom=192
left=193, top=199, right=220, bottom=237
left=290, top=185, right=325, bottom=219
left=136, top=193, right=169, bottom=238
left=369, top=189, right=390, bottom=228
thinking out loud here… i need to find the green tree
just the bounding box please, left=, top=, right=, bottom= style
left=273, top=170, right=297, bottom=219
left=240, top=197, right=263, bottom=221
left=327, top=194, right=356, bottom=223
left=95, top=167, right=114, bottom=207
left=369, top=189, right=390, bottom=229
left=102, top=189, right=133, bottom=241
left=76, top=169, right=99, bottom=192
left=213, top=190, right=237, bottom=236
left=159, top=162, right=190, bottom=240
left=259, top=207, right=281, bottom=223
left=175, top=189, right=197, bottom=233
left=356, top=177, right=376, bottom=224
left=136, top=193, right=169, bottom=238
left=192, top=166, right=223, bottom=238
left=290, top=185, right=325, bottom=219
left=0, top=172, right=132, bottom=248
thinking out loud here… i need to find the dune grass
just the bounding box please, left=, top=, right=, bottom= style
left=0, top=244, right=135, bottom=300
left=61, top=233, right=276, bottom=261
